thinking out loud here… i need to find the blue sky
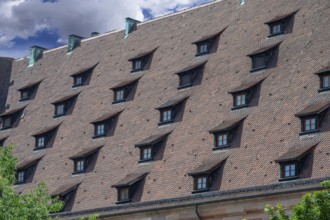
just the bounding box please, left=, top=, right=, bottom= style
left=0, top=0, right=211, bottom=58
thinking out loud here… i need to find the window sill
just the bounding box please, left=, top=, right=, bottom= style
left=318, top=88, right=330, bottom=93
left=138, top=158, right=153, bottom=163
left=112, top=99, right=126, bottom=105
left=231, top=104, right=249, bottom=110
left=1, top=126, right=12, bottom=131
left=268, top=32, right=284, bottom=38
left=115, top=199, right=131, bottom=205
left=250, top=66, right=266, bottom=73
left=191, top=188, right=209, bottom=194
left=195, top=52, right=209, bottom=57
left=177, top=84, right=193, bottom=90
left=53, top=114, right=66, bottom=118
left=15, top=181, right=26, bottom=185
left=72, top=170, right=86, bottom=175
left=33, top=147, right=47, bottom=151
left=130, top=69, right=143, bottom=73
left=19, top=98, right=30, bottom=102
left=279, top=176, right=298, bottom=182
left=158, top=121, right=174, bottom=126
left=212, top=145, right=230, bottom=151
left=92, top=134, right=106, bottom=139
left=72, top=84, right=84, bottom=88
left=299, top=129, right=320, bottom=136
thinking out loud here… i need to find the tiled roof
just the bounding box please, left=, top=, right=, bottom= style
left=228, top=74, right=269, bottom=94
left=135, top=132, right=171, bottom=147
left=0, top=105, right=27, bottom=117
left=110, top=76, right=141, bottom=90
left=51, top=91, right=80, bottom=104
left=209, top=116, right=247, bottom=133
left=188, top=154, right=229, bottom=176
left=90, top=110, right=123, bottom=124
left=295, top=100, right=330, bottom=117
left=156, top=94, right=190, bottom=109
left=128, top=47, right=158, bottom=61
left=17, top=153, right=45, bottom=170
left=265, top=10, right=299, bottom=24
left=275, top=141, right=320, bottom=163
left=69, top=145, right=103, bottom=160
left=191, top=27, right=227, bottom=44
left=112, top=171, right=149, bottom=188
left=31, top=122, right=62, bottom=136
left=51, top=181, right=82, bottom=197
left=70, top=63, right=98, bottom=77
left=247, top=42, right=282, bottom=56
left=175, top=60, right=207, bottom=75
left=17, top=79, right=43, bottom=91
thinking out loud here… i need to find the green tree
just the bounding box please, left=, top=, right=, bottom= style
left=265, top=181, right=330, bottom=220
left=0, top=145, right=64, bottom=220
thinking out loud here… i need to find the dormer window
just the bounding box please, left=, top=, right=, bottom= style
left=128, top=48, right=157, bottom=73
left=51, top=92, right=80, bottom=118
left=209, top=117, right=246, bottom=150
left=275, top=142, right=318, bottom=181
left=0, top=106, right=27, bottom=130
left=110, top=77, right=141, bottom=104
left=0, top=135, right=9, bottom=147
left=265, top=11, right=297, bottom=37
left=69, top=145, right=103, bottom=174
left=156, top=95, right=189, bottom=125
left=188, top=155, right=228, bottom=193
left=111, top=171, right=148, bottom=204
left=51, top=181, right=81, bottom=212
left=295, top=101, right=330, bottom=135
left=135, top=133, right=170, bottom=163
left=32, top=123, right=61, bottom=150
left=228, top=75, right=267, bottom=110
left=91, top=111, right=122, bottom=138
left=175, top=61, right=207, bottom=89
left=70, top=64, right=97, bottom=87
left=248, top=43, right=280, bottom=72
left=18, top=80, right=42, bottom=101
left=315, top=67, right=330, bottom=92
left=192, top=28, right=226, bottom=56
left=15, top=154, right=44, bottom=184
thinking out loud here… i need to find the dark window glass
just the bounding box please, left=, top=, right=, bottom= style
left=95, top=123, right=106, bottom=136
left=142, top=147, right=152, bottom=161
left=20, top=90, right=31, bottom=100
left=321, top=75, right=330, bottom=90
left=194, top=175, right=209, bottom=191
left=16, top=170, right=25, bottom=183
left=234, top=93, right=247, bottom=107
left=252, top=54, right=267, bottom=70
left=270, top=22, right=284, bottom=35
left=75, top=159, right=86, bottom=172
left=119, top=188, right=130, bottom=201
left=217, top=133, right=228, bottom=147
left=284, top=163, right=296, bottom=178
left=132, top=59, right=144, bottom=72
left=55, top=103, right=65, bottom=116
left=161, top=109, right=172, bottom=123
left=114, top=89, right=125, bottom=102
left=74, top=75, right=84, bottom=86
left=303, top=117, right=317, bottom=132
left=36, top=136, right=46, bottom=149
left=2, top=117, right=12, bottom=129
left=179, top=73, right=193, bottom=88
left=197, top=42, right=210, bottom=55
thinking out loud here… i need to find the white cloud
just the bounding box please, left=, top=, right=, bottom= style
left=0, top=0, right=210, bottom=58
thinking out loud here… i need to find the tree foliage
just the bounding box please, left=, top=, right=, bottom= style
left=0, top=145, right=64, bottom=220
left=265, top=180, right=330, bottom=220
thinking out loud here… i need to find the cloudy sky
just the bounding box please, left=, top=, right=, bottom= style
left=0, top=0, right=211, bottom=58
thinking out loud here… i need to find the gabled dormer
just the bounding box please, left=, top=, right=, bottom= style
left=247, top=42, right=281, bottom=72
left=18, top=80, right=42, bottom=101
left=110, top=76, right=141, bottom=104
left=156, top=95, right=190, bottom=125
left=51, top=92, right=80, bottom=118
left=135, top=132, right=171, bottom=163
left=188, top=155, right=228, bottom=193
left=112, top=171, right=149, bottom=204
left=32, top=123, right=62, bottom=150
left=90, top=110, right=122, bottom=139
left=209, top=117, right=246, bottom=150
left=16, top=154, right=44, bottom=184
left=128, top=48, right=157, bottom=73
left=295, top=101, right=330, bottom=135
left=175, top=61, right=207, bottom=89
left=265, top=10, right=298, bottom=37
left=70, top=64, right=97, bottom=88
left=0, top=105, right=27, bottom=130
left=51, top=181, right=81, bottom=212
left=228, top=75, right=268, bottom=110
left=192, top=27, right=227, bottom=56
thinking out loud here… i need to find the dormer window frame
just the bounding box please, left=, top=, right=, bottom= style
left=93, top=122, right=108, bottom=138
left=20, top=89, right=32, bottom=101
left=315, top=69, right=330, bottom=93
left=73, top=158, right=87, bottom=174
left=16, top=170, right=26, bottom=184
left=196, top=41, right=211, bottom=56
left=35, top=135, right=48, bottom=150
left=1, top=116, right=12, bottom=130
left=54, top=102, right=66, bottom=118
left=140, top=146, right=153, bottom=162
left=178, top=71, right=195, bottom=89
left=73, top=75, right=85, bottom=87
left=117, top=187, right=131, bottom=204
left=113, top=88, right=127, bottom=104
left=281, top=162, right=299, bottom=180
left=268, top=21, right=286, bottom=37
left=160, top=108, right=174, bottom=124
left=193, top=174, right=210, bottom=193
left=215, top=132, right=230, bottom=149
left=232, top=91, right=249, bottom=109
left=248, top=43, right=280, bottom=73
left=132, top=58, right=145, bottom=72
left=301, top=115, right=319, bottom=134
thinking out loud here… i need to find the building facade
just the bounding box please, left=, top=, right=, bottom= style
left=0, top=0, right=330, bottom=219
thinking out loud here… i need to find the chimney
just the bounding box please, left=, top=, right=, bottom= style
left=67, top=35, right=83, bottom=54
left=124, top=17, right=141, bottom=38
left=91, top=32, right=100, bottom=37
left=28, top=46, right=46, bottom=67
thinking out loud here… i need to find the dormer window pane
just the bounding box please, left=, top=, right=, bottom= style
left=322, top=75, right=330, bottom=88
left=284, top=164, right=296, bottom=178
left=162, top=110, right=172, bottom=123
left=143, top=148, right=152, bottom=160
left=37, top=136, right=45, bottom=148
left=56, top=104, right=65, bottom=116
left=217, top=133, right=228, bottom=147
left=3, top=117, right=11, bottom=128
left=198, top=43, right=209, bottom=54
left=197, top=176, right=207, bottom=190
left=17, top=171, right=25, bottom=183
left=115, top=90, right=125, bottom=102
left=304, top=118, right=316, bottom=131
left=235, top=94, right=246, bottom=106
left=96, top=124, right=105, bottom=136
left=75, top=159, right=85, bottom=172
left=119, top=188, right=129, bottom=201
left=271, top=23, right=283, bottom=35
left=74, top=76, right=83, bottom=86
left=180, top=73, right=193, bottom=88
left=21, top=90, right=30, bottom=100
left=252, top=55, right=267, bottom=70
left=133, top=60, right=142, bottom=71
